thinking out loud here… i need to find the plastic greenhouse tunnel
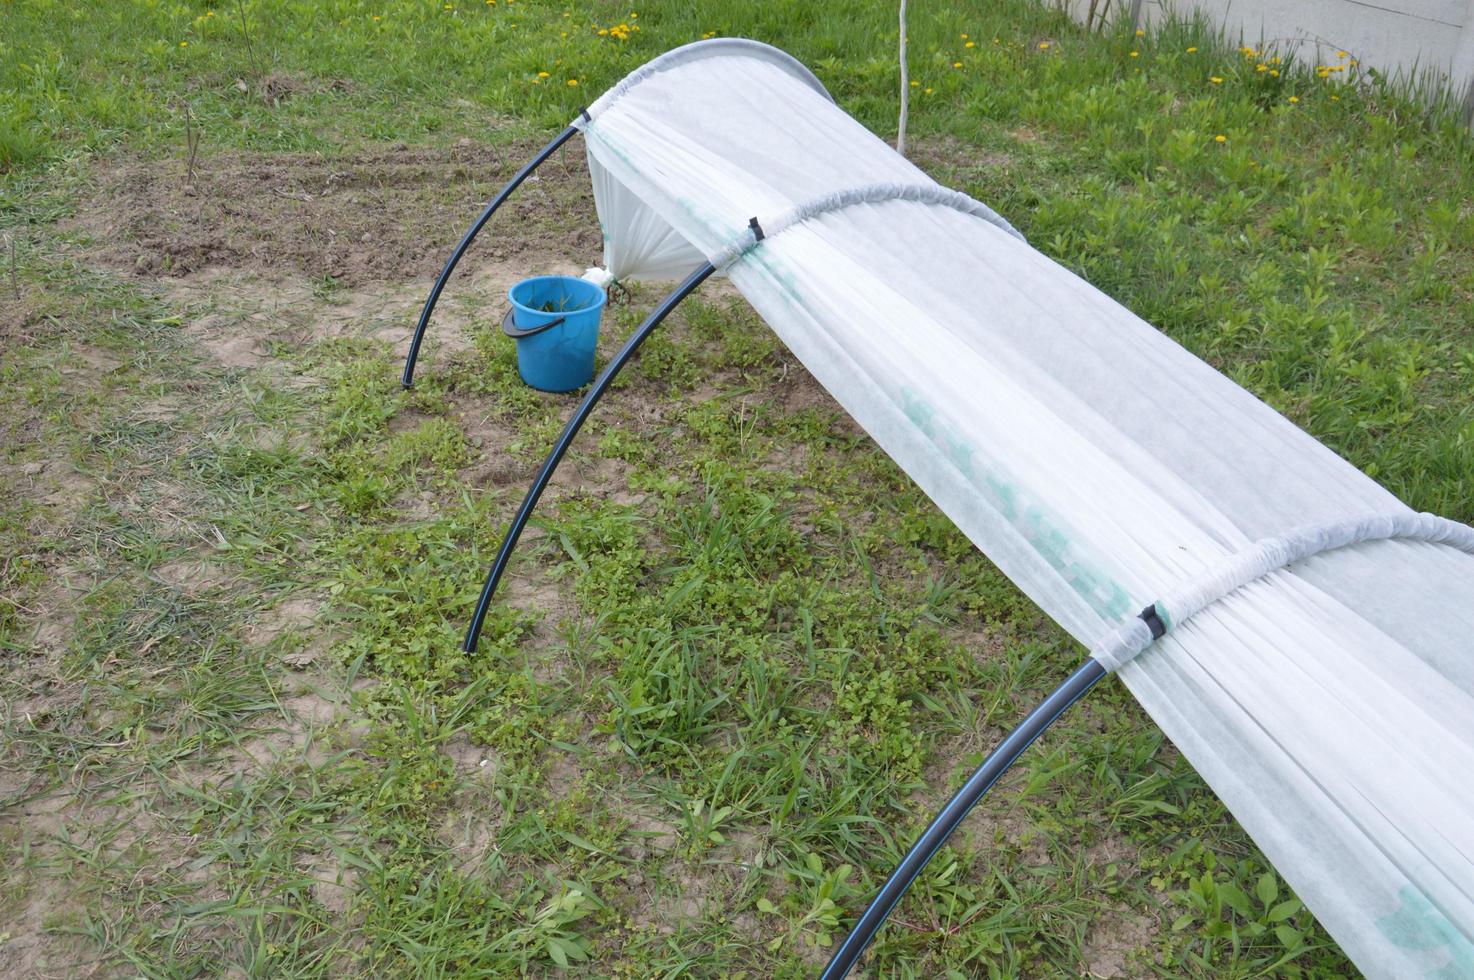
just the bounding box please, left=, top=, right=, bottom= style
left=403, top=38, right=1474, bottom=980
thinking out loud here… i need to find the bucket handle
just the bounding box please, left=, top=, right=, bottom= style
left=501, top=307, right=567, bottom=339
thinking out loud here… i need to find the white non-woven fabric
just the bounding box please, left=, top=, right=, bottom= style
left=575, top=39, right=1474, bottom=979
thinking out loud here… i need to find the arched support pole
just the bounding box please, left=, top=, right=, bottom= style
left=401, top=124, right=581, bottom=389
left=463, top=262, right=717, bottom=653
left=820, top=657, right=1107, bottom=979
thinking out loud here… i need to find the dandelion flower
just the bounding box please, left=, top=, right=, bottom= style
left=1331, top=95, right=1340, bottom=101
left=1186, top=46, right=1198, bottom=53
left=1135, top=28, right=1145, bottom=36
left=1214, top=134, right=1226, bottom=142
left=1210, top=76, right=1223, bottom=84
left=1269, top=69, right=1279, bottom=77
left=965, top=41, right=975, bottom=48
left=924, top=87, right=933, bottom=94
left=567, top=78, right=578, bottom=86
left=372, top=14, right=380, bottom=19
left=1130, top=51, right=1139, bottom=58
left=179, top=40, right=189, bottom=46
left=953, top=61, right=962, bottom=68
left=1038, top=41, right=1050, bottom=50
left=1288, top=95, right=1298, bottom=103
left=1336, top=50, right=1348, bottom=58
left=537, top=70, right=549, bottom=77
left=1317, top=68, right=1330, bottom=77
left=961, top=33, right=969, bottom=39
left=910, top=80, right=920, bottom=87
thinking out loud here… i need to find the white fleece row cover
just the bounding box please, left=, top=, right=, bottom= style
left=572, top=39, right=1474, bottom=978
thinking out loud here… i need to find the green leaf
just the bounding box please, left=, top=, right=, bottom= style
left=1267, top=898, right=1302, bottom=922
left=1219, top=882, right=1253, bottom=918
left=1255, top=872, right=1278, bottom=907
left=756, top=897, right=776, bottom=914
left=1275, top=924, right=1305, bottom=950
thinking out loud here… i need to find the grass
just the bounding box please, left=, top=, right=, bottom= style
left=3, top=0, right=1472, bottom=976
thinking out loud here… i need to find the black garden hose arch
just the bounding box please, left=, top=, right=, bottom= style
left=462, top=262, right=717, bottom=652
left=819, top=658, right=1107, bottom=979
left=401, top=123, right=581, bottom=389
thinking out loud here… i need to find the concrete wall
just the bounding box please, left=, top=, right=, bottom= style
left=1068, top=0, right=1474, bottom=118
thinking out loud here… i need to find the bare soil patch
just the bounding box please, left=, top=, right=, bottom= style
left=73, top=139, right=598, bottom=286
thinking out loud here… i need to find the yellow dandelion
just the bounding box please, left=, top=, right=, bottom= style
left=702, top=31, right=714, bottom=39
left=1288, top=95, right=1299, bottom=103
left=1317, top=68, right=1330, bottom=77
left=1038, top=41, right=1050, bottom=49
left=206, top=9, right=214, bottom=15
left=372, top=13, right=380, bottom=19
left=1331, top=94, right=1340, bottom=101
left=909, top=80, right=920, bottom=87
left=1186, top=46, right=1198, bottom=53
left=1336, top=50, right=1348, bottom=58
left=1214, top=134, right=1226, bottom=142
left=179, top=40, right=189, bottom=46
left=1269, top=69, right=1279, bottom=77
left=1209, top=76, right=1223, bottom=84
left=965, top=41, right=975, bottom=48
left=953, top=61, right=962, bottom=68
left=1256, top=64, right=1267, bottom=72
left=961, top=33, right=969, bottom=39
left=1135, top=28, right=1144, bottom=37
left=923, top=87, right=934, bottom=94
left=567, top=78, right=578, bottom=86
left=598, top=28, right=607, bottom=35
left=537, top=71, right=549, bottom=77
left=1130, top=51, right=1139, bottom=58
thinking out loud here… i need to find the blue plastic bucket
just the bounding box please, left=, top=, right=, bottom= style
left=503, top=275, right=607, bottom=392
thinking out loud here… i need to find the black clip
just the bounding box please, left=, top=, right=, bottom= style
left=1137, top=604, right=1167, bottom=640
left=748, top=216, right=765, bottom=241
left=579, top=106, right=592, bottom=123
